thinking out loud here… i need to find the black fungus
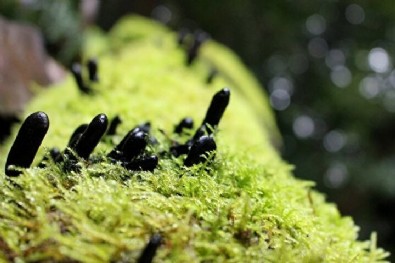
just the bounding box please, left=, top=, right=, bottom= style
left=133, top=121, right=157, bottom=145
left=137, top=233, right=162, bottom=263
left=108, top=129, right=147, bottom=162
left=202, top=88, right=230, bottom=133
left=186, top=31, right=208, bottom=65
left=5, top=112, right=49, bottom=176
left=191, top=125, right=206, bottom=142
left=68, top=124, right=88, bottom=148
left=184, top=135, right=217, bottom=167
left=174, top=117, right=194, bottom=134
left=74, top=113, right=108, bottom=159
left=132, top=122, right=151, bottom=134
left=125, top=155, right=158, bottom=172
left=108, top=131, right=132, bottom=160
left=121, top=131, right=148, bottom=161
left=87, top=58, right=99, bottom=82
left=107, top=116, right=122, bottom=136
left=71, top=63, right=91, bottom=94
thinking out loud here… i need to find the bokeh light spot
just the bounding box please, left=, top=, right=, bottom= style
left=293, top=115, right=315, bottom=138
left=323, top=130, right=346, bottom=152
left=324, top=162, right=349, bottom=188
left=359, top=76, right=380, bottom=99
left=368, top=48, right=391, bottom=73
left=269, top=76, right=294, bottom=95
left=330, top=65, right=352, bottom=88
left=345, top=4, right=365, bottom=25
left=270, top=89, right=290, bottom=111
left=151, top=5, right=172, bottom=24
left=306, top=14, right=326, bottom=35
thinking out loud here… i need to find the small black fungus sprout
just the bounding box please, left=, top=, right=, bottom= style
left=87, top=58, right=99, bottom=82
left=174, top=117, right=194, bottom=134
left=186, top=31, right=209, bottom=66
left=119, top=131, right=148, bottom=161
left=73, top=113, right=108, bottom=160
left=5, top=112, right=49, bottom=176
left=125, top=155, right=159, bottom=172
left=202, top=87, right=230, bottom=132
left=184, top=135, right=217, bottom=167
left=71, top=58, right=99, bottom=94
left=107, top=115, right=122, bottom=136
left=137, top=233, right=162, bottom=263
left=192, top=87, right=230, bottom=141
left=107, top=121, right=159, bottom=172
left=68, top=123, right=88, bottom=148
left=108, top=129, right=147, bottom=162
left=71, top=63, right=91, bottom=94
left=170, top=88, right=230, bottom=166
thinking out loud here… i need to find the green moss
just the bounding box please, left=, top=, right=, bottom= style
left=0, top=16, right=389, bottom=262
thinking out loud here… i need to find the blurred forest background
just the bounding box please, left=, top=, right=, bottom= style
left=1, top=0, right=395, bottom=260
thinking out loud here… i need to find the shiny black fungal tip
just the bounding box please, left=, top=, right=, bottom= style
left=137, top=233, right=162, bottom=263
left=184, top=135, right=217, bottom=167
left=202, top=88, right=231, bottom=132
left=108, top=129, right=148, bottom=162
left=186, top=31, right=209, bottom=66
left=174, top=117, right=194, bottom=134
left=71, top=63, right=91, bottom=94
left=5, top=112, right=49, bottom=176
left=107, top=131, right=133, bottom=160
left=74, top=113, right=108, bottom=160
left=132, top=121, right=151, bottom=134
left=107, top=116, right=122, bottom=136
left=206, top=68, right=218, bottom=84
left=87, top=58, right=99, bottom=82
left=121, top=131, right=148, bottom=161
left=131, top=122, right=156, bottom=145
left=125, top=155, right=158, bottom=172
left=68, top=124, right=88, bottom=148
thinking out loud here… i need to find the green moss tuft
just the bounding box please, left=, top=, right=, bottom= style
left=0, top=15, right=389, bottom=262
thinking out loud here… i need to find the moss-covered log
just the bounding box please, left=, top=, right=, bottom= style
left=0, top=16, right=389, bottom=262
